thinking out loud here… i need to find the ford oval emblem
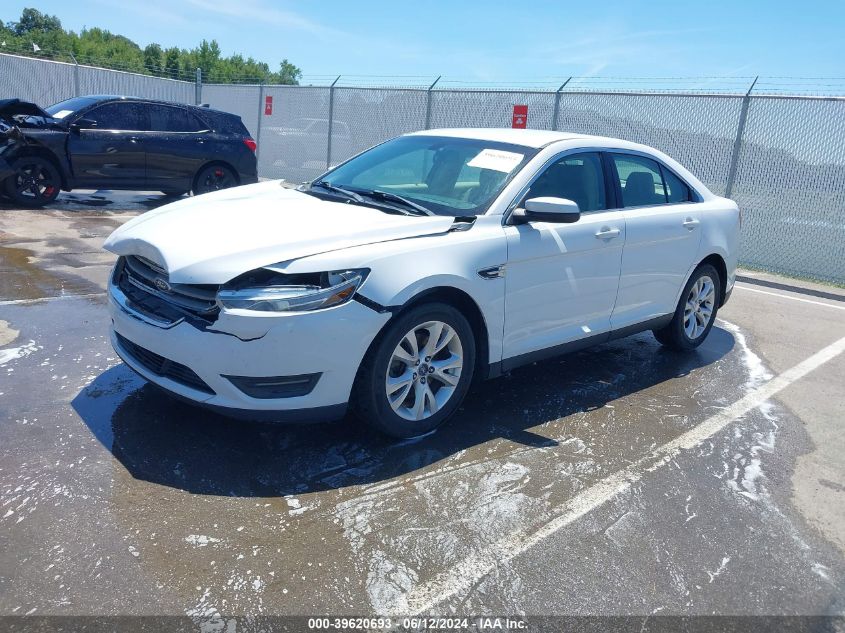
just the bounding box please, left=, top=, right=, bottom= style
left=154, top=277, right=172, bottom=293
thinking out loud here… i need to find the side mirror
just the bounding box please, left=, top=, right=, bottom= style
left=70, top=118, right=97, bottom=133
left=513, top=197, right=581, bottom=224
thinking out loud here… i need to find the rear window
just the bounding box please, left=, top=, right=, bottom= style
left=200, top=109, right=250, bottom=136
left=148, top=104, right=206, bottom=132
left=662, top=166, right=692, bottom=203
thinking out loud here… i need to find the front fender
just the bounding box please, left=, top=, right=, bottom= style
left=280, top=216, right=509, bottom=364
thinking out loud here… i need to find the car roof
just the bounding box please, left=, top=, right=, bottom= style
left=80, top=95, right=236, bottom=117
left=407, top=128, right=597, bottom=148
left=408, top=127, right=648, bottom=150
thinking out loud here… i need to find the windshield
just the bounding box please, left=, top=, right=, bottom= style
left=45, top=96, right=100, bottom=120
left=313, top=135, right=537, bottom=217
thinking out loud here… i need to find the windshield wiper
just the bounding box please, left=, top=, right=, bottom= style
left=360, top=189, right=435, bottom=216
left=310, top=180, right=366, bottom=204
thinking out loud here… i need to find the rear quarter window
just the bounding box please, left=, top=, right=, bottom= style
left=662, top=166, right=693, bottom=203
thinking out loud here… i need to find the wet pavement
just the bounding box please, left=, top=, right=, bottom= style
left=1, top=199, right=845, bottom=622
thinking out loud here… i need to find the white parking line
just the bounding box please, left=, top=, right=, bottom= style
left=0, top=293, right=105, bottom=306
left=393, top=332, right=845, bottom=615
left=735, top=283, right=845, bottom=311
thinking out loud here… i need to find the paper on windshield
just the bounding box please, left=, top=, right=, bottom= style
left=467, top=148, right=524, bottom=173
left=51, top=110, right=73, bottom=119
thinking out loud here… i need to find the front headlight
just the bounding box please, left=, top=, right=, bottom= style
left=216, top=269, right=368, bottom=313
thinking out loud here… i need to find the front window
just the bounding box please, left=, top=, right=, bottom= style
left=83, top=102, right=147, bottom=131
left=523, top=152, right=607, bottom=213
left=312, top=135, right=537, bottom=216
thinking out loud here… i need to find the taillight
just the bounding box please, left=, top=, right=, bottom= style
left=243, top=138, right=257, bottom=152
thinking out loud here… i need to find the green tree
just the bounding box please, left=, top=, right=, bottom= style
left=276, top=59, right=302, bottom=85
left=143, top=43, right=163, bottom=74
left=1, top=8, right=303, bottom=85
left=163, top=47, right=181, bottom=79
left=8, top=8, right=62, bottom=35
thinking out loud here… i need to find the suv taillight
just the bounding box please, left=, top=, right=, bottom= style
left=243, top=138, right=257, bottom=152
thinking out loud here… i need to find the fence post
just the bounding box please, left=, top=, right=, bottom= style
left=551, top=77, right=572, bottom=131
left=326, top=75, right=341, bottom=170
left=69, top=53, right=80, bottom=97
left=255, top=82, right=265, bottom=164
left=195, top=68, right=202, bottom=105
left=725, top=76, right=758, bottom=199
left=424, top=75, right=441, bottom=130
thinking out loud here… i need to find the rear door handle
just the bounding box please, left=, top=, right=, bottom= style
left=128, top=136, right=139, bottom=144
left=683, top=217, right=700, bottom=230
left=595, top=227, right=621, bottom=240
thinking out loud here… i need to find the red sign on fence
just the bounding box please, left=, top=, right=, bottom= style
left=512, top=104, right=528, bottom=128
left=264, top=95, right=273, bottom=116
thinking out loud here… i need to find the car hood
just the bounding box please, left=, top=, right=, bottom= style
left=0, top=99, right=52, bottom=120
left=103, top=181, right=457, bottom=284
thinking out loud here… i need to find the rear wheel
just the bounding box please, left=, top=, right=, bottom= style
left=653, top=264, right=721, bottom=351
left=352, top=303, right=476, bottom=438
left=193, top=164, right=238, bottom=196
left=3, top=156, right=61, bottom=207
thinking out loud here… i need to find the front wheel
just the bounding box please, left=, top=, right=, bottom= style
left=653, top=264, right=721, bottom=351
left=193, top=165, right=238, bottom=196
left=352, top=303, right=476, bottom=439
left=3, top=156, right=61, bottom=207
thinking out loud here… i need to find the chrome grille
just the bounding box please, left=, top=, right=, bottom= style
left=116, top=256, right=220, bottom=322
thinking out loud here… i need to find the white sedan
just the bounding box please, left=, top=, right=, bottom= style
left=104, top=129, right=740, bottom=438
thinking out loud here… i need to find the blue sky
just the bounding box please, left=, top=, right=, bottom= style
left=3, top=0, right=844, bottom=83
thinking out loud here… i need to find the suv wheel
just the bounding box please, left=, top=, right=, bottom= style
left=193, top=165, right=237, bottom=195
left=653, top=263, right=721, bottom=351
left=353, top=303, right=476, bottom=438
left=4, top=157, right=61, bottom=207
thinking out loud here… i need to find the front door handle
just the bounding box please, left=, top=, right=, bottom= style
left=595, top=227, right=621, bottom=240
left=683, top=217, right=700, bottom=230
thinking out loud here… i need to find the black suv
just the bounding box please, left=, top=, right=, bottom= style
left=0, top=96, right=258, bottom=207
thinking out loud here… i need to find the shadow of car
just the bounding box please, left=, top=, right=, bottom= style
left=71, top=327, right=735, bottom=499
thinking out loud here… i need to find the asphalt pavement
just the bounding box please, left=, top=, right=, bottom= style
left=1, top=191, right=844, bottom=627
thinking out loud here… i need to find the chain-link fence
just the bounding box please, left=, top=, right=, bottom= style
left=1, top=52, right=843, bottom=284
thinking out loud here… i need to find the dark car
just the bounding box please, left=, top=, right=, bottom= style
left=0, top=96, right=258, bottom=207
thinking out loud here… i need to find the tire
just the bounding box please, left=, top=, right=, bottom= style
left=653, top=264, right=721, bottom=351
left=193, top=164, right=238, bottom=196
left=352, top=303, right=476, bottom=439
left=3, top=156, right=61, bottom=207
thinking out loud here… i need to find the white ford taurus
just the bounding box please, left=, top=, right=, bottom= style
left=104, top=128, right=740, bottom=437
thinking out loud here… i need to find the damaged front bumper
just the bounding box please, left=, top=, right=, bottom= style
left=107, top=269, right=391, bottom=422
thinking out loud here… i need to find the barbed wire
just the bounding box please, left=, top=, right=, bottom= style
left=2, top=45, right=845, bottom=96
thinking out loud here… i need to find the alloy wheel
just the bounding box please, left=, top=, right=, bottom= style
left=13, top=162, right=58, bottom=202
left=385, top=320, right=463, bottom=421
left=684, top=275, right=715, bottom=339
left=197, top=166, right=236, bottom=193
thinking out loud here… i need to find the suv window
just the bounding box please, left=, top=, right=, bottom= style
left=148, top=105, right=206, bottom=132
left=524, top=152, right=606, bottom=213
left=84, top=102, right=146, bottom=131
